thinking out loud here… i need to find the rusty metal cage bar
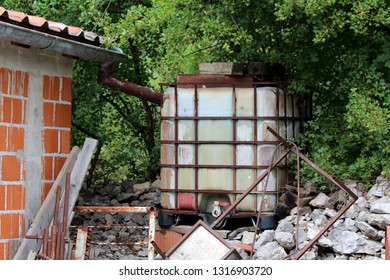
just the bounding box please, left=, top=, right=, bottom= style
left=72, top=206, right=156, bottom=260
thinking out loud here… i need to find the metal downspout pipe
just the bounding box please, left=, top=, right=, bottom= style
left=98, top=64, right=163, bottom=106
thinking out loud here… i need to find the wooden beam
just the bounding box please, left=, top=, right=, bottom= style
left=67, top=138, right=98, bottom=228
left=13, top=146, right=80, bottom=260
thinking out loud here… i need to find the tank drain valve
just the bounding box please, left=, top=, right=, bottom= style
left=212, top=201, right=222, bottom=217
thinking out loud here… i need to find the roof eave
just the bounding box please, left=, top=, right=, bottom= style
left=0, top=20, right=125, bottom=65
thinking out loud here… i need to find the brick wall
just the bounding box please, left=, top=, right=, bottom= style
left=0, top=67, right=72, bottom=259
left=0, top=68, right=28, bottom=260
left=41, top=75, right=72, bottom=202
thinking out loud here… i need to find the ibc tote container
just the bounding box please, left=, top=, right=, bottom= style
left=159, top=73, right=311, bottom=227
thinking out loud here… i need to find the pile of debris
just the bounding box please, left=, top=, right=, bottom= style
left=229, top=175, right=389, bottom=260
left=72, top=180, right=161, bottom=260
left=73, top=175, right=389, bottom=260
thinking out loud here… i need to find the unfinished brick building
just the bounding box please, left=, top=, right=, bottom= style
left=0, top=6, right=123, bottom=259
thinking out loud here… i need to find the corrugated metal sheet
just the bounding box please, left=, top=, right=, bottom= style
left=0, top=6, right=102, bottom=46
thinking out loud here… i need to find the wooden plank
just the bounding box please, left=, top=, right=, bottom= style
left=67, top=138, right=98, bottom=227
left=13, top=146, right=80, bottom=260
left=27, top=250, right=37, bottom=260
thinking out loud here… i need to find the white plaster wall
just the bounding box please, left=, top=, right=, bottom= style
left=0, top=40, right=73, bottom=230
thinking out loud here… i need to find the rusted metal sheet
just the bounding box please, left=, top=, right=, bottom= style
left=74, top=226, right=89, bottom=260
left=155, top=230, right=184, bottom=254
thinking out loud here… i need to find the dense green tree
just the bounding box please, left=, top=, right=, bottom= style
left=1, top=0, right=389, bottom=184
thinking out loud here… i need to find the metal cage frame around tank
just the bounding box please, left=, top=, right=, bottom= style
left=158, top=74, right=312, bottom=218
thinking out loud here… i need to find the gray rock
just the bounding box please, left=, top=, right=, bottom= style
left=253, top=241, right=287, bottom=260
left=370, top=196, right=390, bottom=214
left=133, top=182, right=150, bottom=195
left=334, top=254, right=349, bottom=260
left=356, top=197, right=369, bottom=209
left=116, top=193, right=139, bottom=203
left=276, top=220, right=294, bottom=234
left=279, top=191, right=297, bottom=208
left=328, top=229, right=366, bottom=254
left=343, top=204, right=361, bottom=219
left=367, top=214, right=390, bottom=229
left=306, top=223, right=320, bottom=240
left=318, top=236, right=332, bottom=248
left=300, top=248, right=318, bottom=260
left=295, top=227, right=307, bottom=245
left=342, top=217, right=358, bottom=232
left=356, top=240, right=383, bottom=255
left=290, top=206, right=312, bottom=216
left=367, top=182, right=389, bottom=199
left=241, top=231, right=257, bottom=245
left=274, top=231, right=295, bottom=249
left=254, top=230, right=275, bottom=248
left=356, top=210, right=369, bottom=222
left=132, top=213, right=146, bottom=225
left=323, top=208, right=337, bottom=218
left=310, top=209, right=328, bottom=227
left=228, top=227, right=255, bottom=240
left=355, top=221, right=383, bottom=240
left=151, top=179, right=161, bottom=189
left=309, top=192, right=329, bottom=208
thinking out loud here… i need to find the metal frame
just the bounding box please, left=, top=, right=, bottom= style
left=72, top=206, right=156, bottom=260
left=210, top=125, right=358, bottom=259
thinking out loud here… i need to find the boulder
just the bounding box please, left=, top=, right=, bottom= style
left=356, top=240, right=383, bottom=255
left=254, top=230, right=275, bottom=248
left=309, top=192, right=329, bottom=208
left=253, top=241, right=287, bottom=260
left=367, top=182, right=389, bottom=199
left=133, top=182, right=150, bottom=195
left=274, top=231, right=295, bottom=249
left=370, top=196, right=390, bottom=214
left=290, top=206, right=312, bottom=216
left=275, top=220, right=294, bottom=234
left=366, top=213, right=390, bottom=229
left=328, top=229, right=366, bottom=254
left=356, top=221, right=383, bottom=240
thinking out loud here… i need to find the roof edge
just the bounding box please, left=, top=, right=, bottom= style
left=0, top=20, right=125, bottom=65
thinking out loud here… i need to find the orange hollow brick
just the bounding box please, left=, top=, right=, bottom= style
left=1, top=155, right=21, bottom=181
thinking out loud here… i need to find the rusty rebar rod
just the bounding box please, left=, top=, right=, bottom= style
left=210, top=147, right=291, bottom=229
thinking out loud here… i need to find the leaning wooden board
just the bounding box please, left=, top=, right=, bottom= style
left=13, top=138, right=98, bottom=260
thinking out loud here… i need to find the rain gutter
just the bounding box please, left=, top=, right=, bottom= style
left=0, top=20, right=125, bottom=65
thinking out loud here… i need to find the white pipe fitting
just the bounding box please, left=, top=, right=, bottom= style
left=212, top=201, right=222, bottom=217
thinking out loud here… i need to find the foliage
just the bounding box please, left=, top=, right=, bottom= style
left=1, top=0, right=389, bottom=183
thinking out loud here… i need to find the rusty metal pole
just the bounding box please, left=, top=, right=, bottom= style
left=148, top=207, right=156, bottom=260
left=210, top=148, right=291, bottom=229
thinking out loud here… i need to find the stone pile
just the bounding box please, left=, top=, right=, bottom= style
left=72, top=179, right=161, bottom=260
left=74, top=175, right=389, bottom=260
left=228, top=175, right=389, bottom=260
